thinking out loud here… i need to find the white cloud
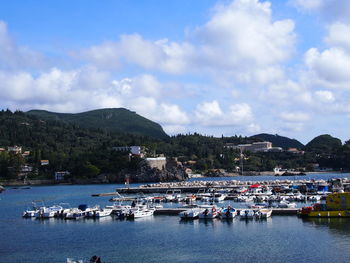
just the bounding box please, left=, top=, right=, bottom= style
left=280, top=111, right=310, bottom=122
left=194, top=100, right=259, bottom=133
left=290, top=0, right=350, bottom=22
left=78, top=0, right=295, bottom=85
left=325, top=22, right=350, bottom=52
left=304, top=47, right=350, bottom=89
left=315, top=90, right=335, bottom=103
left=0, top=21, right=45, bottom=70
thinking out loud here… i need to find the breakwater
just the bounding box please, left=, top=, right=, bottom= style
left=110, top=178, right=350, bottom=194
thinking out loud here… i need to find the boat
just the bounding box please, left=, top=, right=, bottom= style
left=277, top=200, right=297, bottom=208
left=255, top=208, right=272, bottom=218
left=298, top=192, right=350, bottom=217
left=35, top=205, right=64, bottom=219
left=126, top=207, right=154, bottom=219
left=198, top=206, right=219, bottom=219
left=210, top=193, right=227, bottom=202
left=220, top=206, right=237, bottom=219
left=239, top=209, right=255, bottom=219
left=179, top=208, right=201, bottom=219
left=87, top=207, right=113, bottom=218
left=65, top=208, right=85, bottom=220
left=23, top=201, right=44, bottom=218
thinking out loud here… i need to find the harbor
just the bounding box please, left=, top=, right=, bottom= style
left=2, top=174, right=350, bottom=263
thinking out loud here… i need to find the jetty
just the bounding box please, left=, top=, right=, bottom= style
left=154, top=208, right=298, bottom=216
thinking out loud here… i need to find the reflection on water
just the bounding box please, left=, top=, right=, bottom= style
left=302, top=217, right=350, bottom=236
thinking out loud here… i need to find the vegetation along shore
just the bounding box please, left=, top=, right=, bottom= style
left=1, top=108, right=350, bottom=186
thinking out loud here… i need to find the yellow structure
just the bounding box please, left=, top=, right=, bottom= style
left=299, top=192, right=350, bottom=217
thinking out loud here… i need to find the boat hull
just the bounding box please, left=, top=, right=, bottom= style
left=301, top=210, right=350, bottom=217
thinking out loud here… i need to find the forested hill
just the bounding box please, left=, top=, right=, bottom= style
left=250, top=133, right=304, bottom=149
left=27, top=108, right=169, bottom=139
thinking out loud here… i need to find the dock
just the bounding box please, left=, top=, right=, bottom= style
left=154, top=208, right=298, bottom=216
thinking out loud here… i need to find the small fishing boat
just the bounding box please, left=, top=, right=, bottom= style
left=198, top=206, right=219, bottom=219
left=255, top=208, right=272, bottom=218
left=278, top=201, right=297, bottom=208
left=239, top=209, right=255, bottom=219
left=126, top=208, right=154, bottom=219
left=220, top=206, right=237, bottom=219
left=65, top=208, right=85, bottom=220
left=87, top=208, right=113, bottom=218
left=179, top=208, right=201, bottom=219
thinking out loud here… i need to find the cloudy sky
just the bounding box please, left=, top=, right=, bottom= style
left=1, top=0, right=350, bottom=143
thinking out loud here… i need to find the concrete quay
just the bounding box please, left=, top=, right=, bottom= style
left=154, top=208, right=298, bottom=216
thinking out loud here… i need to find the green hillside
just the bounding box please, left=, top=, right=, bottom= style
left=251, top=133, right=304, bottom=149
left=27, top=108, right=169, bottom=139
left=305, top=134, right=342, bottom=154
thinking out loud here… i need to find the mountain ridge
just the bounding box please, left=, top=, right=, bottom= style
left=27, top=108, right=169, bottom=139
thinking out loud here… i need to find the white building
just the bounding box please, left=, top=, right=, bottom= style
left=113, top=146, right=144, bottom=156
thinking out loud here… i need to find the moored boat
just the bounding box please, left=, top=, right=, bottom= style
left=255, top=208, right=272, bottom=218
left=239, top=209, right=255, bottom=219
left=198, top=206, right=219, bottom=219
left=220, top=206, right=237, bottom=219
left=179, top=208, right=201, bottom=219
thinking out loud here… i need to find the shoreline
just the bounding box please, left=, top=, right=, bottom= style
left=1, top=171, right=347, bottom=187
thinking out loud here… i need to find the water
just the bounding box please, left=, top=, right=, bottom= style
left=1, top=174, right=350, bottom=263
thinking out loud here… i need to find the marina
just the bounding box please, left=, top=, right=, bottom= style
left=2, top=174, right=350, bottom=262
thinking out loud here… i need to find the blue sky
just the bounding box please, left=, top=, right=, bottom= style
left=1, top=0, right=350, bottom=144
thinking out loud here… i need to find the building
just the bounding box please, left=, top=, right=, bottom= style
left=7, top=146, right=22, bottom=154
left=146, top=157, right=166, bottom=170
left=225, top=141, right=273, bottom=152
left=55, top=171, right=70, bottom=181
left=41, top=160, right=49, bottom=166
left=113, top=146, right=145, bottom=157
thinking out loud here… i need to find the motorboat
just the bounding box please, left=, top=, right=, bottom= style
left=278, top=201, right=297, bottom=208
left=23, top=201, right=44, bottom=218
left=220, top=206, right=237, bottom=219
left=179, top=208, right=201, bottom=219
left=126, top=208, right=154, bottom=219
left=65, top=208, right=85, bottom=220
left=198, top=206, right=219, bottom=219
left=210, top=193, right=227, bottom=202
left=87, top=207, right=113, bottom=218
left=255, top=208, right=272, bottom=218
left=239, top=209, right=255, bottom=219
left=35, top=205, right=63, bottom=219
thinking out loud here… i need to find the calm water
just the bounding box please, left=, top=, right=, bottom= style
left=1, top=174, right=350, bottom=263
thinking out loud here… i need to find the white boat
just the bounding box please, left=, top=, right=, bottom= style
left=179, top=208, right=201, bottom=219
left=198, top=206, right=219, bottom=219
left=35, top=205, right=63, bottom=219
left=278, top=201, right=297, bottom=208
left=220, top=206, right=237, bottom=219
left=255, top=208, right=272, bottom=218
left=211, top=193, right=227, bottom=202
left=239, top=209, right=255, bottom=219
left=65, top=208, right=85, bottom=220
left=87, top=208, right=113, bottom=218
left=23, top=201, right=44, bottom=218
left=127, top=208, right=154, bottom=219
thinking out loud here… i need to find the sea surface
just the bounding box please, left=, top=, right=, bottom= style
left=1, top=173, right=350, bottom=263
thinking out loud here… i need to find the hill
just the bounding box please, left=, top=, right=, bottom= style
left=305, top=134, right=342, bottom=154
left=27, top=108, right=168, bottom=139
left=250, top=133, right=304, bottom=149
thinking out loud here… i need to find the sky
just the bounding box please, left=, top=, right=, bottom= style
left=0, top=0, right=350, bottom=144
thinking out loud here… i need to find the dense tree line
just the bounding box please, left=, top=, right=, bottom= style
left=0, top=110, right=349, bottom=181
